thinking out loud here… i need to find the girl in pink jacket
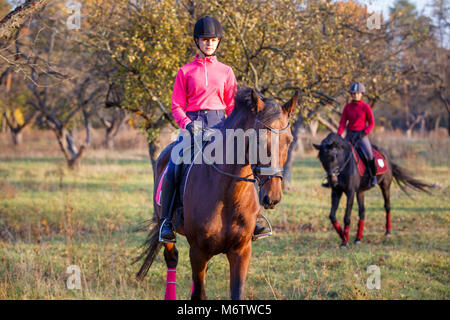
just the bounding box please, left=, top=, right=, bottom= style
left=159, top=16, right=238, bottom=243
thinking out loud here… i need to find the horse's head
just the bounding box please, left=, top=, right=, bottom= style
left=250, top=89, right=299, bottom=209
left=313, top=133, right=349, bottom=187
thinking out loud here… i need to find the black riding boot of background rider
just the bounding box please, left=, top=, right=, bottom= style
left=368, top=158, right=377, bottom=187
left=254, top=222, right=270, bottom=236
left=159, top=160, right=178, bottom=243
left=322, top=177, right=331, bottom=188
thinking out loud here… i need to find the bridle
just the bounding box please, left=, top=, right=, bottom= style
left=251, top=118, right=290, bottom=188
left=322, top=142, right=353, bottom=180
left=207, top=116, right=291, bottom=188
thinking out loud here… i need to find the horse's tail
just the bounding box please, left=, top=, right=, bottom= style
left=134, top=222, right=163, bottom=281
left=391, top=161, right=435, bottom=196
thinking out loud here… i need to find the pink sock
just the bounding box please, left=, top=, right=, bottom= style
left=164, top=268, right=177, bottom=300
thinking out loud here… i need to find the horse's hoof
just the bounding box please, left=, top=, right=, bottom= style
left=354, top=238, right=361, bottom=245
left=339, top=242, right=347, bottom=249
left=385, top=231, right=391, bottom=237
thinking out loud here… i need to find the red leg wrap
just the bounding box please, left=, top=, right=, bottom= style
left=357, top=220, right=364, bottom=239
left=332, top=221, right=344, bottom=240
left=386, top=212, right=391, bottom=232
left=343, top=225, right=350, bottom=243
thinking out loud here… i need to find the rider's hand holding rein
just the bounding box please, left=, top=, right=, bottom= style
left=186, top=121, right=203, bottom=137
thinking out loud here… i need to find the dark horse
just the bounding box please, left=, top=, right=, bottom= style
left=314, top=133, right=433, bottom=248
left=136, top=86, right=298, bottom=299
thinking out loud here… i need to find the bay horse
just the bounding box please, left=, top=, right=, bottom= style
left=314, top=133, right=434, bottom=248
left=135, top=86, right=298, bottom=299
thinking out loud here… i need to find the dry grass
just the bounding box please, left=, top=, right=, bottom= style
left=0, top=129, right=448, bottom=299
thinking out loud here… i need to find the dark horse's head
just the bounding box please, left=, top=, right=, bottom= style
left=225, top=86, right=299, bottom=209
left=313, top=133, right=350, bottom=187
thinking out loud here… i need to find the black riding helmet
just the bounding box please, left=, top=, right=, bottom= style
left=349, top=82, right=366, bottom=94
left=193, top=16, right=223, bottom=57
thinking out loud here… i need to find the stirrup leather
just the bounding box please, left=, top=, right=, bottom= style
left=252, top=213, right=273, bottom=241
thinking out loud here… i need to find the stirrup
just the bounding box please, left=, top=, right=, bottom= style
left=159, top=219, right=176, bottom=244
left=252, top=213, right=273, bottom=241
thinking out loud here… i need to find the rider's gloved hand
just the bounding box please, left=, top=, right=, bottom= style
left=186, top=121, right=203, bottom=137
left=352, top=131, right=366, bottom=145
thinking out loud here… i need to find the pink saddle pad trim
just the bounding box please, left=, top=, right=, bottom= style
left=156, top=165, right=169, bottom=206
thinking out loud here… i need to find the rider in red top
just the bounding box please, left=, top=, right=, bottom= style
left=326, top=82, right=377, bottom=187
left=337, top=98, right=374, bottom=136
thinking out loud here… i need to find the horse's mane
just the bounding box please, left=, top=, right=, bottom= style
left=223, top=86, right=281, bottom=129
left=322, top=132, right=348, bottom=149
left=317, top=132, right=350, bottom=160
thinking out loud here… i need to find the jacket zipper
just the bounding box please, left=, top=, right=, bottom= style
left=204, top=57, right=208, bottom=87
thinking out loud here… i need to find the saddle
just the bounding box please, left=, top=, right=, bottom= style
left=156, top=147, right=196, bottom=209
left=351, top=145, right=388, bottom=177
left=156, top=131, right=216, bottom=210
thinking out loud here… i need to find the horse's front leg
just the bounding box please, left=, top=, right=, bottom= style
left=355, top=191, right=365, bottom=244
left=329, top=189, right=344, bottom=241
left=341, top=190, right=355, bottom=248
left=190, top=246, right=210, bottom=300
left=227, top=241, right=252, bottom=300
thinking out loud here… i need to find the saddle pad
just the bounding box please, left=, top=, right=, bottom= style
left=156, top=165, right=168, bottom=206
left=155, top=141, right=204, bottom=207
left=351, top=147, right=388, bottom=177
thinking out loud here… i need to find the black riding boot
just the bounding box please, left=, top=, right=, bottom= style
left=159, top=166, right=177, bottom=243
left=253, top=222, right=269, bottom=236
left=321, top=176, right=331, bottom=188
left=369, top=158, right=377, bottom=187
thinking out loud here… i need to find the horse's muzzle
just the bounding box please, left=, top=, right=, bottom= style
left=330, top=175, right=338, bottom=187
left=261, top=195, right=280, bottom=209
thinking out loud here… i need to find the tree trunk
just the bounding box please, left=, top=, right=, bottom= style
left=67, top=145, right=86, bottom=170
left=419, top=116, right=426, bottom=137
left=447, top=109, right=450, bottom=137
left=105, top=130, right=115, bottom=150
left=52, top=114, right=91, bottom=170
left=309, top=119, right=318, bottom=137
left=148, top=139, right=161, bottom=178
left=406, top=114, right=423, bottom=138
left=434, top=115, right=441, bottom=132
left=11, top=130, right=23, bottom=146
left=1, top=116, right=7, bottom=133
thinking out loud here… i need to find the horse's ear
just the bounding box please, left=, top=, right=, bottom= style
left=282, top=90, right=299, bottom=118
left=313, top=143, right=322, bottom=150
left=251, top=89, right=265, bottom=113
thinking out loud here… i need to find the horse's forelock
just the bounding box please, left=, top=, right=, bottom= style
left=317, top=133, right=348, bottom=161
left=322, top=133, right=346, bottom=148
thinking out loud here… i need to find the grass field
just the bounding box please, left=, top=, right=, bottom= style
left=0, top=129, right=448, bottom=299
